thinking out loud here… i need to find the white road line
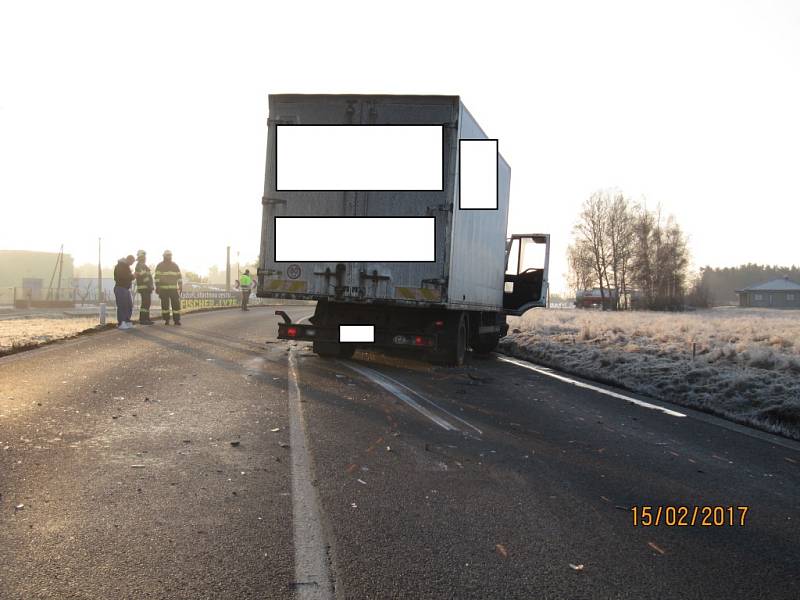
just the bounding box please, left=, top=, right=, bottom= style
left=288, top=346, right=334, bottom=599
left=497, top=355, right=686, bottom=418
left=345, top=362, right=456, bottom=431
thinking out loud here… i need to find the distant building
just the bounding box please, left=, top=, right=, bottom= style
left=0, top=249, right=76, bottom=307
left=575, top=288, right=619, bottom=309
left=0, top=249, right=74, bottom=290
left=736, top=277, right=800, bottom=309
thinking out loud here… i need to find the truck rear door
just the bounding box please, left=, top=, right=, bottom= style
left=260, top=95, right=458, bottom=305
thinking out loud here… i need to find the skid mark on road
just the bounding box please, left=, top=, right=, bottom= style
left=497, top=355, right=686, bottom=418
left=343, top=361, right=483, bottom=437
left=288, top=345, right=334, bottom=599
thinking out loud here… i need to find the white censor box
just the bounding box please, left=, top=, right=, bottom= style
left=276, top=125, right=443, bottom=191
left=339, top=325, right=375, bottom=343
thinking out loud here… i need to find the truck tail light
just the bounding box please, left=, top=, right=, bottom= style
left=434, top=320, right=444, bottom=330
left=394, top=335, right=433, bottom=347
left=287, top=326, right=298, bottom=338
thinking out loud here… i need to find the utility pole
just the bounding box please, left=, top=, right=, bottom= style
left=226, top=246, right=231, bottom=291
left=56, top=244, right=64, bottom=293
left=98, top=238, right=103, bottom=303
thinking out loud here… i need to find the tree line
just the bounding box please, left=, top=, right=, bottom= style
left=567, top=189, right=690, bottom=310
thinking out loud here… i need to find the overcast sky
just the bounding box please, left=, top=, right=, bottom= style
left=1, top=0, right=798, bottom=292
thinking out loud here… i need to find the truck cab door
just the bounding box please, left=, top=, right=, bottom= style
left=502, top=234, right=550, bottom=315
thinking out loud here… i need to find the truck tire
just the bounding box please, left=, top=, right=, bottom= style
left=313, top=341, right=356, bottom=359
left=470, top=334, right=500, bottom=355
left=433, top=312, right=467, bottom=366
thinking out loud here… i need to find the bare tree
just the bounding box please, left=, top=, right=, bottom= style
left=606, top=192, right=635, bottom=309
left=573, top=191, right=612, bottom=309
left=630, top=205, right=689, bottom=309
left=631, top=204, right=656, bottom=306
left=571, top=191, right=691, bottom=311
left=567, top=240, right=596, bottom=295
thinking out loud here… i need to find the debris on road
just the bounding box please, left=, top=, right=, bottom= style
left=648, top=541, right=666, bottom=555
left=357, top=479, right=367, bottom=485
left=467, top=372, right=493, bottom=383
left=14, top=503, right=24, bottom=511
left=569, top=563, right=585, bottom=571
left=278, top=442, right=289, bottom=448
left=230, top=441, right=240, bottom=447
left=350, top=502, right=358, bottom=508
left=131, top=464, right=146, bottom=468
left=289, top=581, right=320, bottom=590
left=495, top=544, right=508, bottom=559
left=270, top=427, right=281, bottom=432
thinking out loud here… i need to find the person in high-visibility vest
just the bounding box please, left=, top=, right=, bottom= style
left=134, top=249, right=155, bottom=325
left=238, top=269, right=253, bottom=311
left=154, top=250, right=183, bottom=325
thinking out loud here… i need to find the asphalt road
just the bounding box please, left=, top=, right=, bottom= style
left=1, top=307, right=798, bottom=599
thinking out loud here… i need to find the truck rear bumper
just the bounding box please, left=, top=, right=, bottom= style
left=275, top=311, right=436, bottom=349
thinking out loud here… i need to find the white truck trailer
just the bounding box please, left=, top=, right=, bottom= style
left=257, top=94, right=549, bottom=365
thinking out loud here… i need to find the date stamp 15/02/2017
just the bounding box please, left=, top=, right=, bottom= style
left=631, top=506, right=750, bottom=527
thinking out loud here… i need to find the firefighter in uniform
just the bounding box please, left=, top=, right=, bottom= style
left=154, top=250, right=183, bottom=325
left=134, top=250, right=155, bottom=325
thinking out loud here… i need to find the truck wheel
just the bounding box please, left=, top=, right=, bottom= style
left=313, top=341, right=355, bottom=359
left=470, top=334, right=500, bottom=355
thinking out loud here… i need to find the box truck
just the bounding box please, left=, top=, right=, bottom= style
left=257, top=94, right=549, bottom=365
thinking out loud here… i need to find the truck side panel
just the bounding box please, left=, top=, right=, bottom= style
left=446, top=103, right=511, bottom=311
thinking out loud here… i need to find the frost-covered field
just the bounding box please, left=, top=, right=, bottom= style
left=0, top=317, right=103, bottom=353
left=500, top=308, right=800, bottom=440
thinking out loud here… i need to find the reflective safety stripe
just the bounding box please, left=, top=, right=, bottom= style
left=159, top=285, right=179, bottom=290
left=395, top=286, right=442, bottom=301
left=265, top=279, right=308, bottom=292
left=139, top=308, right=150, bottom=314
left=172, top=310, right=181, bottom=314
left=156, top=271, right=182, bottom=276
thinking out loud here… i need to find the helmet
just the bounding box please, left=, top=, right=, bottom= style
left=163, top=249, right=173, bottom=257
left=136, top=249, right=146, bottom=258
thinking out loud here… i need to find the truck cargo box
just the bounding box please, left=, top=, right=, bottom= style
left=257, top=94, right=515, bottom=312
